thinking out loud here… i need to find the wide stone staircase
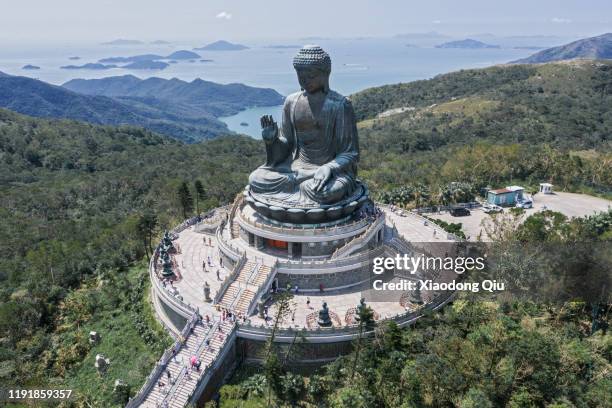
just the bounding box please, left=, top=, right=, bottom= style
left=165, top=320, right=235, bottom=408
left=252, top=265, right=272, bottom=286
left=228, top=194, right=244, bottom=239
left=140, top=322, right=210, bottom=407
left=235, top=261, right=258, bottom=283
left=218, top=285, right=241, bottom=309
left=139, top=319, right=236, bottom=408
left=331, top=212, right=384, bottom=259
left=217, top=261, right=275, bottom=316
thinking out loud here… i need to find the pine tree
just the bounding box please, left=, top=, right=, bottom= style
left=136, top=210, right=158, bottom=258
left=194, top=180, right=206, bottom=215
left=177, top=182, right=194, bottom=218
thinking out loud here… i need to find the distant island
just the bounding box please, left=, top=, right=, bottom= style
left=68, top=56, right=80, bottom=60
left=99, top=51, right=200, bottom=64
left=22, top=64, right=40, bottom=70
left=165, top=50, right=200, bottom=60
left=101, top=39, right=144, bottom=45
left=122, top=60, right=169, bottom=70
left=194, top=40, right=249, bottom=51
left=150, top=40, right=171, bottom=45
left=61, top=63, right=117, bottom=70
left=99, top=54, right=164, bottom=64
left=436, top=39, right=500, bottom=49
left=200, top=59, right=213, bottom=63
left=512, top=32, right=612, bottom=63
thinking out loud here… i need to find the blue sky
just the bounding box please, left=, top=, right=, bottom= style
left=2, top=0, right=611, bottom=44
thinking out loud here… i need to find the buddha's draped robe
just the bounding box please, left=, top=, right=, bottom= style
left=248, top=90, right=359, bottom=207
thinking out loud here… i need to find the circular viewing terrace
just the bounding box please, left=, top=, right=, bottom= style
left=134, top=201, right=462, bottom=407
left=150, top=199, right=460, bottom=339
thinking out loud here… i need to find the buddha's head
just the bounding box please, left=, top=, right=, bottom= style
left=293, top=45, right=331, bottom=94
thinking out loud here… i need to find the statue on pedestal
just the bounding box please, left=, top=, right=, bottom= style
left=162, top=230, right=174, bottom=252
left=89, top=331, right=100, bottom=344
left=318, top=301, right=332, bottom=327
left=160, top=249, right=174, bottom=278
left=113, top=379, right=130, bottom=403
left=355, top=298, right=366, bottom=322
left=410, top=285, right=423, bottom=305
left=245, top=45, right=369, bottom=224
left=203, top=281, right=211, bottom=302
left=95, top=354, right=110, bottom=375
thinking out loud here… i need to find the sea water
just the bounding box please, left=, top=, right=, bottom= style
left=0, top=38, right=535, bottom=138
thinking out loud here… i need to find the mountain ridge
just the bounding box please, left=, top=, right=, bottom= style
left=0, top=73, right=228, bottom=142
left=62, top=75, right=284, bottom=117
left=513, top=33, right=612, bottom=63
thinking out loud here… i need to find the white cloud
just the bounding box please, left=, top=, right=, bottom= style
left=216, top=11, right=232, bottom=20
left=432, top=20, right=442, bottom=24
left=551, top=17, right=572, bottom=24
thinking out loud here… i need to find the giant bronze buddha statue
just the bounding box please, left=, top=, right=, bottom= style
left=245, top=45, right=369, bottom=224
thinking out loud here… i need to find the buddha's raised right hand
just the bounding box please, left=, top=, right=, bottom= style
left=260, top=115, right=278, bottom=144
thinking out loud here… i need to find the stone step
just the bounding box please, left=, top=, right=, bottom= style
left=235, top=261, right=256, bottom=281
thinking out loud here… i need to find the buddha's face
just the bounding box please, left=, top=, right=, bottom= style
left=296, top=67, right=329, bottom=93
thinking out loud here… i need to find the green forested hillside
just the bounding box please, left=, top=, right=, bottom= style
left=0, top=73, right=283, bottom=143
left=353, top=60, right=611, bottom=151
left=352, top=61, right=612, bottom=198
left=0, top=108, right=264, bottom=405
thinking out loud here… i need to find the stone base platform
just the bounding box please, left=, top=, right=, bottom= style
left=234, top=201, right=384, bottom=259
left=244, top=181, right=370, bottom=224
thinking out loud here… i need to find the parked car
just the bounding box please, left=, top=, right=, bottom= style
left=450, top=207, right=471, bottom=217
left=483, top=204, right=503, bottom=214
left=516, top=200, right=533, bottom=209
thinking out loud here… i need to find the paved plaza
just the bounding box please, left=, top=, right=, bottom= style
left=158, top=205, right=459, bottom=330
left=429, top=192, right=611, bottom=241
left=170, top=229, right=230, bottom=316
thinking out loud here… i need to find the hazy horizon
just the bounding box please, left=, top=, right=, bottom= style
left=1, top=0, right=611, bottom=46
